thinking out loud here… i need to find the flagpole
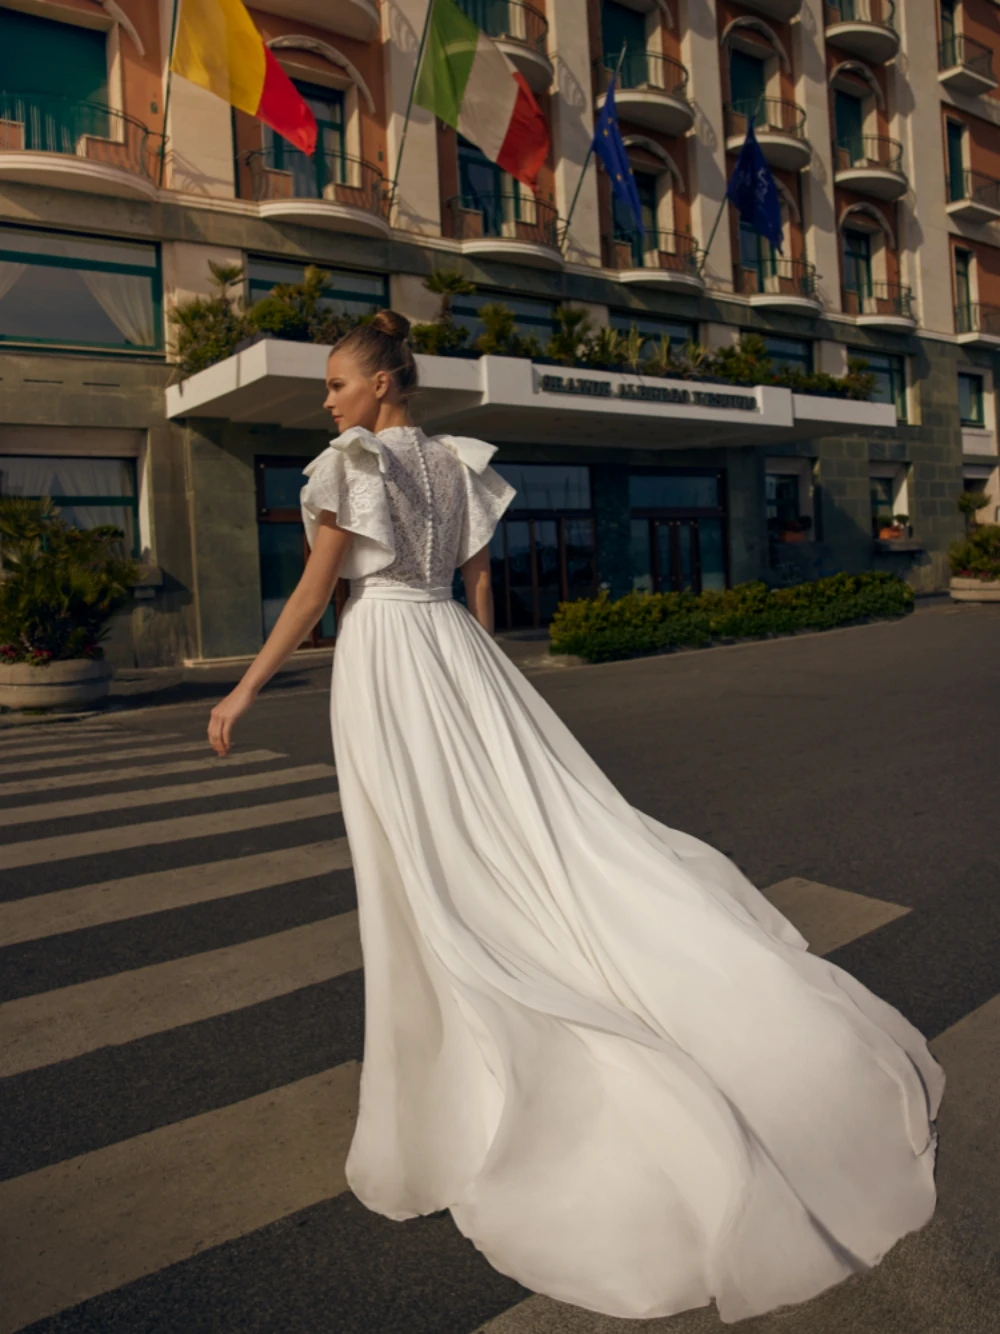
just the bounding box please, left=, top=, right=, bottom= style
left=559, top=43, right=627, bottom=252
left=158, top=0, right=181, bottom=188
left=388, top=0, right=436, bottom=224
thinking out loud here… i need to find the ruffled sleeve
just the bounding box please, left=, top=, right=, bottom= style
left=299, top=428, right=396, bottom=580
left=437, top=434, right=518, bottom=566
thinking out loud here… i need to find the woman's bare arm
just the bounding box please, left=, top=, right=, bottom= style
left=460, top=545, right=495, bottom=634
left=208, top=513, right=352, bottom=756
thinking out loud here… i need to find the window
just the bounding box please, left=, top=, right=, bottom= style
left=955, top=247, right=973, bottom=328
left=870, top=475, right=896, bottom=533
left=255, top=458, right=338, bottom=644
left=843, top=228, right=872, bottom=298
left=458, top=135, right=524, bottom=235
left=849, top=347, right=907, bottom=420
left=451, top=290, right=555, bottom=343
left=766, top=473, right=803, bottom=527
left=762, top=336, right=813, bottom=374
left=959, top=372, right=985, bottom=426
left=0, top=8, right=107, bottom=105
left=601, top=0, right=648, bottom=84
left=263, top=81, right=345, bottom=197
left=729, top=48, right=766, bottom=110
left=941, top=0, right=957, bottom=52
left=0, top=225, right=161, bottom=351
left=612, top=169, right=658, bottom=263
left=946, top=120, right=966, bottom=202
left=0, top=456, right=139, bottom=555
left=609, top=311, right=696, bottom=357
left=246, top=257, right=387, bottom=317
left=629, top=469, right=727, bottom=594
left=834, top=89, right=865, bottom=159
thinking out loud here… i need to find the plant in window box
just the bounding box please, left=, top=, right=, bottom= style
left=877, top=514, right=908, bottom=540
left=778, top=516, right=812, bottom=544
left=0, top=498, right=139, bottom=711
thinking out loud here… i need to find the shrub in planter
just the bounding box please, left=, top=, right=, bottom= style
left=168, top=261, right=253, bottom=377
left=548, top=571, right=914, bottom=664
left=249, top=265, right=359, bottom=345
left=0, top=497, right=139, bottom=664
left=948, top=523, right=1000, bottom=581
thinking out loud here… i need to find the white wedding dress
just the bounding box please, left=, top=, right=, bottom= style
left=301, top=423, right=944, bottom=1324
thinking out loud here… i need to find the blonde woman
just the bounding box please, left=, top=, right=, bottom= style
left=207, top=310, right=943, bottom=1324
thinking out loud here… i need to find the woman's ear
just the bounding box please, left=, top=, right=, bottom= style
left=372, top=369, right=390, bottom=401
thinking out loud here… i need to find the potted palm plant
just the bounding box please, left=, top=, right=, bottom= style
left=0, top=497, right=140, bottom=710
left=949, top=504, right=1000, bottom=601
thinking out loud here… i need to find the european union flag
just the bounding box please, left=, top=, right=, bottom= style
left=726, top=116, right=783, bottom=253
left=592, top=75, right=644, bottom=235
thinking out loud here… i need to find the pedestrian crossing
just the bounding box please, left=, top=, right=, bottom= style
left=0, top=715, right=996, bottom=1334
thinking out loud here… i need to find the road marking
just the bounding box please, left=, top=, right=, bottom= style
left=0, top=748, right=290, bottom=797
left=0, top=730, right=173, bottom=761
left=0, top=840, right=353, bottom=945
left=0, top=1063, right=360, bottom=1334
left=0, top=791, right=341, bottom=870
left=0, top=763, right=337, bottom=831
left=0, top=914, right=363, bottom=1077
left=2, top=739, right=219, bottom=776
left=760, top=877, right=912, bottom=957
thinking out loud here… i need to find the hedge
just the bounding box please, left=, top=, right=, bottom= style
left=548, top=571, right=915, bottom=664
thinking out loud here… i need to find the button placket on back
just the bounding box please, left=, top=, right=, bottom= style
left=412, top=427, right=434, bottom=583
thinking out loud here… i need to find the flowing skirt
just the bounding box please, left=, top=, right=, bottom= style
left=329, top=584, right=944, bottom=1324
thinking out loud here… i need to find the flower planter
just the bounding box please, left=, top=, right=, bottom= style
left=779, top=530, right=807, bottom=544
left=950, top=576, right=1000, bottom=603
left=878, top=527, right=905, bottom=540
left=0, top=658, right=112, bottom=710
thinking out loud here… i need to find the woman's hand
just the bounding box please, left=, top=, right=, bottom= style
left=208, top=683, right=258, bottom=757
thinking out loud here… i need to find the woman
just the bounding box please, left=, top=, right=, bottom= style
left=207, top=310, right=944, bottom=1324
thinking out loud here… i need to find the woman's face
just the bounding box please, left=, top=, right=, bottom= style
left=323, top=347, right=384, bottom=433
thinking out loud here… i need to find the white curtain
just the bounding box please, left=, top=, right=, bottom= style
left=0, top=261, right=27, bottom=303
left=79, top=271, right=155, bottom=346
left=0, top=456, right=133, bottom=533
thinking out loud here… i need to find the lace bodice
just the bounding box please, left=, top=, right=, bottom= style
left=300, top=424, right=517, bottom=590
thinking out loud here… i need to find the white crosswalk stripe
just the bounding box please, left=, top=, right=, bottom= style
left=1, top=739, right=213, bottom=776
left=0, top=729, right=181, bottom=761
left=0, top=748, right=290, bottom=797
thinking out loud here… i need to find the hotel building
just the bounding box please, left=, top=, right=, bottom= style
left=1, top=0, right=998, bottom=666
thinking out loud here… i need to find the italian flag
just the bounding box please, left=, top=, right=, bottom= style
left=169, top=0, right=317, bottom=155
left=413, top=0, right=550, bottom=190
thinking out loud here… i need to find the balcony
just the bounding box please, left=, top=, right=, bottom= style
left=734, top=257, right=822, bottom=314
left=249, top=0, right=379, bottom=42
left=603, top=230, right=705, bottom=293
left=956, top=302, right=1000, bottom=347
left=242, top=150, right=390, bottom=237
left=0, top=92, right=163, bottom=199
left=843, top=281, right=916, bottom=330
left=724, top=99, right=812, bottom=172
left=824, top=1, right=900, bottom=65
left=738, top=0, right=803, bottom=18
left=946, top=168, right=1000, bottom=224
left=939, top=35, right=998, bottom=97
left=446, top=192, right=563, bottom=269
left=832, top=136, right=907, bottom=200
left=593, top=51, right=693, bottom=137
left=463, top=1, right=552, bottom=94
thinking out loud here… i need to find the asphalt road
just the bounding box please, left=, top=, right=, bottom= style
left=1, top=600, right=998, bottom=1334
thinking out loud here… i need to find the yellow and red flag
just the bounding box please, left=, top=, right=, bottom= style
left=169, top=0, right=317, bottom=155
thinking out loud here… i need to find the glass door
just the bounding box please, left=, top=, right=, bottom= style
left=629, top=470, right=728, bottom=595
left=955, top=247, right=973, bottom=329
left=256, top=458, right=340, bottom=646
left=729, top=48, right=766, bottom=119
left=601, top=1, right=648, bottom=85
left=0, top=7, right=110, bottom=148
left=946, top=120, right=965, bottom=201
left=612, top=170, right=657, bottom=265
left=458, top=135, right=518, bottom=236
left=843, top=228, right=872, bottom=308
left=835, top=89, right=865, bottom=163
left=265, top=81, right=345, bottom=198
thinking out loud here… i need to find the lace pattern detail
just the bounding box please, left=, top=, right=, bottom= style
left=300, top=425, right=517, bottom=591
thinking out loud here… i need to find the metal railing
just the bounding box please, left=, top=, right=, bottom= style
left=832, top=134, right=905, bottom=172
left=242, top=149, right=389, bottom=221
left=456, top=0, right=548, bottom=56
left=842, top=280, right=914, bottom=320
left=446, top=191, right=560, bottom=248
left=948, top=167, right=1000, bottom=209
left=724, top=97, right=808, bottom=139
left=955, top=302, right=1000, bottom=337
left=594, top=50, right=689, bottom=100
left=939, top=33, right=996, bottom=80
left=824, top=0, right=895, bottom=30
left=604, top=230, right=702, bottom=275
left=0, top=91, right=164, bottom=180
left=734, top=256, right=818, bottom=299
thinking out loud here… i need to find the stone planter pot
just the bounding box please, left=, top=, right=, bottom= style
left=950, top=576, right=1000, bottom=603
left=0, top=658, right=112, bottom=710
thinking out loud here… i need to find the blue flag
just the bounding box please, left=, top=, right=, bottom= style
left=726, top=116, right=783, bottom=254
left=593, top=75, right=644, bottom=235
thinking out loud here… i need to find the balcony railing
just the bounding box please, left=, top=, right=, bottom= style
left=842, top=280, right=914, bottom=321
left=242, top=149, right=389, bottom=221
left=594, top=49, right=689, bottom=100
left=456, top=0, right=548, bottom=56
left=0, top=91, right=164, bottom=180
left=833, top=134, right=904, bottom=172
left=446, top=191, right=559, bottom=249
left=604, top=230, right=702, bottom=275
left=734, top=256, right=818, bottom=299
left=939, top=33, right=995, bottom=81
left=724, top=97, right=808, bottom=140
left=948, top=168, right=1000, bottom=209
left=824, top=0, right=895, bottom=30
left=956, top=302, right=1000, bottom=337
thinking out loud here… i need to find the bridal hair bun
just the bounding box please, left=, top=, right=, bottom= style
left=329, top=308, right=419, bottom=399
left=370, top=309, right=411, bottom=341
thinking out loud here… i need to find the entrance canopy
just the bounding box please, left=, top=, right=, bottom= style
left=164, top=340, right=895, bottom=448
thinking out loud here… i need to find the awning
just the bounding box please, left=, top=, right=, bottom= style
left=165, top=340, right=895, bottom=448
